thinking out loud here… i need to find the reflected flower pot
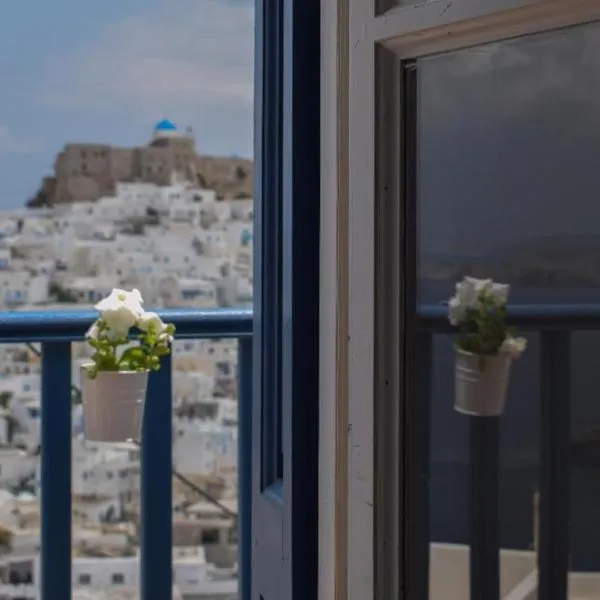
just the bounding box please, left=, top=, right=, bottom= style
left=80, top=365, right=148, bottom=442
left=454, top=349, right=512, bottom=417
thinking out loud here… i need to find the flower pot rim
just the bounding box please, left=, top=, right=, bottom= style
left=454, top=346, right=509, bottom=358
left=80, top=364, right=149, bottom=376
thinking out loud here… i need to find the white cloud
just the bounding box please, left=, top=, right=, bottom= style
left=0, top=125, right=40, bottom=154
left=39, top=0, right=254, bottom=118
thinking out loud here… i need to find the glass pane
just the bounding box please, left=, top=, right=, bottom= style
left=418, top=22, right=600, bottom=598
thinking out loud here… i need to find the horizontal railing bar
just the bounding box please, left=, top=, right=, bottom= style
left=16, top=302, right=600, bottom=341
left=419, top=303, right=600, bottom=332
left=0, top=307, right=253, bottom=343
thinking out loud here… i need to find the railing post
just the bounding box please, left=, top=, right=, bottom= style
left=469, top=416, right=500, bottom=600
left=41, top=342, right=72, bottom=599
left=140, top=354, right=172, bottom=600
left=405, top=332, right=432, bottom=599
left=238, top=337, right=253, bottom=600
left=538, top=331, right=570, bottom=600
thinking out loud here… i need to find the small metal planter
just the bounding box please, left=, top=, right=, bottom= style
left=81, top=365, right=148, bottom=442
left=454, top=349, right=512, bottom=417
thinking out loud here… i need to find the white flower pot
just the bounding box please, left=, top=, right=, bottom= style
left=81, top=366, right=148, bottom=442
left=454, top=349, right=512, bottom=417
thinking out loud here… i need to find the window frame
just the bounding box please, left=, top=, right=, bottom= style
left=252, top=0, right=320, bottom=597
left=321, top=1, right=600, bottom=599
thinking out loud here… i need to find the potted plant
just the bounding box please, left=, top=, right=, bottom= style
left=449, top=277, right=526, bottom=416
left=81, top=288, right=175, bottom=442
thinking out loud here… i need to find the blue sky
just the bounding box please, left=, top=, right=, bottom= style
left=0, top=0, right=254, bottom=208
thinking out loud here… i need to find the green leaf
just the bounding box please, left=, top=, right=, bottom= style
left=87, top=318, right=175, bottom=373
left=118, top=347, right=147, bottom=370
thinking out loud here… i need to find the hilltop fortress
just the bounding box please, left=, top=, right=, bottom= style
left=27, top=120, right=253, bottom=207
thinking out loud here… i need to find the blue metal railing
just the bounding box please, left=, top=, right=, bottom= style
left=0, top=307, right=252, bottom=600
left=417, top=303, right=600, bottom=600
left=15, top=300, right=591, bottom=599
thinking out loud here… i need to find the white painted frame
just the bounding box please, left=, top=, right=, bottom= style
left=319, top=1, right=600, bottom=599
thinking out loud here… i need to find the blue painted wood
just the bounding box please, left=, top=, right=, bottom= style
left=420, top=304, right=600, bottom=332
left=140, top=354, right=173, bottom=600
left=538, top=332, right=570, bottom=600
left=281, top=0, right=320, bottom=593
left=41, top=342, right=72, bottom=600
left=140, top=356, right=173, bottom=600
left=251, top=0, right=287, bottom=594
left=3, top=310, right=252, bottom=598
left=252, top=0, right=320, bottom=598
left=13, top=302, right=600, bottom=340
left=257, top=0, right=284, bottom=491
left=469, top=417, right=500, bottom=600
left=238, top=338, right=253, bottom=600
left=0, top=307, right=252, bottom=342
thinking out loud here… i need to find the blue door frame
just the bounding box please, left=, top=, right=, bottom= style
left=252, top=0, right=320, bottom=598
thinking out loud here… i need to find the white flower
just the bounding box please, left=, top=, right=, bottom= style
left=94, top=288, right=144, bottom=338
left=137, top=311, right=165, bottom=333
left=449, top=277, right=512, bottom=327
left=85, top=323, right=100, bottom=339
left=453, top=277, right=510, bottom=310
left=138, top=312, right=174, bottom=343
left=159, top=331, right=174, bottom=344
left=128, top=288, right=143, bottom=305
left=465, top=276, right=494, bottom=300
left=464, top=277, right=492, bottom=291
left=490, top=282, right=510, bottom=305
left=500, top=336, right=527, bottom=359
left=448, top=296, right=466, bottom=326
left=448, top=277, right=481, bottom=324
left=95, top=288, right=144, bottom=313
left=455, top=277, right=483, bottom=309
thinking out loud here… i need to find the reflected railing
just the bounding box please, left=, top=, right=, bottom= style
left=0, top=307, right=252, bottom=600
left=417, top=303, right=600, bottom=600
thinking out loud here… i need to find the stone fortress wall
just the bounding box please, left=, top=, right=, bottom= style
left=28, top=120, right=253, bottom=207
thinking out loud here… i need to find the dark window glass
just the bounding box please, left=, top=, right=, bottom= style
left=417, top=22, right=600, bottom=570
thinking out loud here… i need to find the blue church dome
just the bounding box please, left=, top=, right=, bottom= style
left=154, top=119, right=177, bottom=132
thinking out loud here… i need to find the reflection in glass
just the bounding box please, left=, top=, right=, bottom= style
left=417, top=22, right=600, bottom=584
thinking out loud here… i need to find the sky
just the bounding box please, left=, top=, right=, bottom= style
left=0, top=0, right=254, bottom=208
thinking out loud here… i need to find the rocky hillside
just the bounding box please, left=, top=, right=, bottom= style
left=26, top=176, right=57, bottom=209
left=195, top=155, right=253, bottom=200
left=26, top=155, right=253, bottom=208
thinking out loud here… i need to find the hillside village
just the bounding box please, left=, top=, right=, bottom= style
left=0, top=121, right=251, bottom=599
